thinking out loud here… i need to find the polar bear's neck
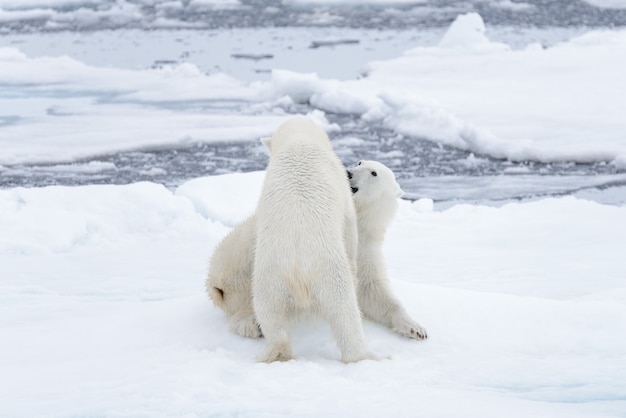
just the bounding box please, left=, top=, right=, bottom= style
left=355, top=196, right=398, bottom=242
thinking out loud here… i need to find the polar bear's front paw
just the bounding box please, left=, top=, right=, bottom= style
left=392, top=314, right=428, bottom=340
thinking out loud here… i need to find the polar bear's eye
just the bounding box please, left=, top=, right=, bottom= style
left=371, top=171, right=377, bottom=177
left=358, top=161, right=362, bottom=166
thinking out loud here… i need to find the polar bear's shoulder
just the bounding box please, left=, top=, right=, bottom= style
left=209, top=215, right=256, bottom=285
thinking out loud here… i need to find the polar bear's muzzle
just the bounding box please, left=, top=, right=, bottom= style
left=346, top=170, right=359, bottom=193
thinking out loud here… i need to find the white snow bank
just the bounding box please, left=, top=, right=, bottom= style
left=438, top=12, right=509, bottom=50
left=284, top=0, right=427, bottom=4
left=176, top=171, right=264, bottom=226
left=3, top=17, right=626, bottom=166
left=0, top=182, right=210, bottom=255
left=0, top=99, right=287, bottom=164
left=268, top=13, right=626, bottom=165
left=1, top=172, right=625, bottom=417
left=0, top=13, right=626, bottom=168
left=0, top=46, right=355, bottom=165
left=392, top=195, right=626, bottom=299
left=0, top=7, right=54, bottom=22
left=491, top=0, right=534, bottom=11
left=0, top=47, right=294, bottom=164
left=583, top=0, right=626, bottom=8
left=29, top=160, right=117, bottom=173
left=0, top=48, right=255, bottom=100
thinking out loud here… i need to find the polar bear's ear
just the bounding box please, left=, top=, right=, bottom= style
left=260, top=136, right=272, bottom=151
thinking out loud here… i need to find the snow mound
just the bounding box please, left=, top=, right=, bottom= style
left=263, top=14, right=626, bottom=165
left=0, top=182, right=209, bottom=255
left=176, top=171, right=265, bottom=226
left=439, top=12, right=509, bottom=51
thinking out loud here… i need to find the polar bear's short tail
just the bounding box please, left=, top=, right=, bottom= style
left=207, top=285, right=225, bottom=309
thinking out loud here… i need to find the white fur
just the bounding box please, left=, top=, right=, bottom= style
left=347, top=160, right=427, bottom=340
left=205, top=155, right=427, bottom=356
left=252, top=117, right=374, bottom=363
left=206, top=216, right=261, bottom=339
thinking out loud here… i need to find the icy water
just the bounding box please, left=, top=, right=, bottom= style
left=1, top=0, right=626, bottom=205
left=2, top=111, right=624, bottom=204
left=2, top=0, right=625, bottom=32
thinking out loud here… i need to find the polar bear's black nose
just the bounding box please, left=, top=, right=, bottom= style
left=346, top=170, right=352, bottom=179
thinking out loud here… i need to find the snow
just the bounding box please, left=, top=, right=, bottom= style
left=491, top=0, right=535, bottom=11
left=583, top=0, right=626, bottom=9
left=284, top=0, right=427, bottom=3
left=0, top=7, right=54, bottom=22
left=2, top=8, right=626, bottom=415
left=3, top=14, right=625, bottom=165
left=0, top=47, right=289, bottom=164
left=30, top=161, right=117, bottom=173
left=269, top=13, right=626, bottom=165
left=0, top=27, right=431, bottom=164
left=1, top=172, right=625, bottom=417
left=438, top=12, right=507, bottom=50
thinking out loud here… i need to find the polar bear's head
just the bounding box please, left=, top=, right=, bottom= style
left=347, top=160, right=403, bottom=201
left=347, top=160, right=403, bottom=232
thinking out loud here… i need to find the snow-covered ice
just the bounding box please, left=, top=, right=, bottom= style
left=1, top=3, right=626, bottom=416
left=270, top=13, right=626, bottom=165
left=1, top=172, right=625, bottom=417
left=2, top=13, right=626, bottom=167
left=583, top=0, right=626, bottom=9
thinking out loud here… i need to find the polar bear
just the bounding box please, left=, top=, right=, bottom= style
left=252, top=117, right=374, bottom=363
left=347, top=160, right=427, bottom=340
left=206, top=161, right=427, bottom=342
left=206, top=215, right=262, bottom=339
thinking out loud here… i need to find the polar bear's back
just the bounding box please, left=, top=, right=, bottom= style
left=255, top=117, right=356, bottom=308
left=257, top=142, right=351, bottom=257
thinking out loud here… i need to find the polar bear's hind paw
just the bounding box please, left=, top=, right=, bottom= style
left=257, top=345, right=293, bottom=363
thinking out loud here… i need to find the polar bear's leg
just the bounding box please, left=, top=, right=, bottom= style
left=390, top=309, right=428, bottom=340
left=228, top=311, right=262, bottom=339
left=316, top=263, right=377, bottom=363
left=359, top=279, right=427, bottom=340
left=256, top=318, right=293, bottom=363
left=253, top=275, right=294, bottom=362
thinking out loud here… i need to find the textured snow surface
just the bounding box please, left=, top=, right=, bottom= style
left=1, top=172, right=625, bottom=417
